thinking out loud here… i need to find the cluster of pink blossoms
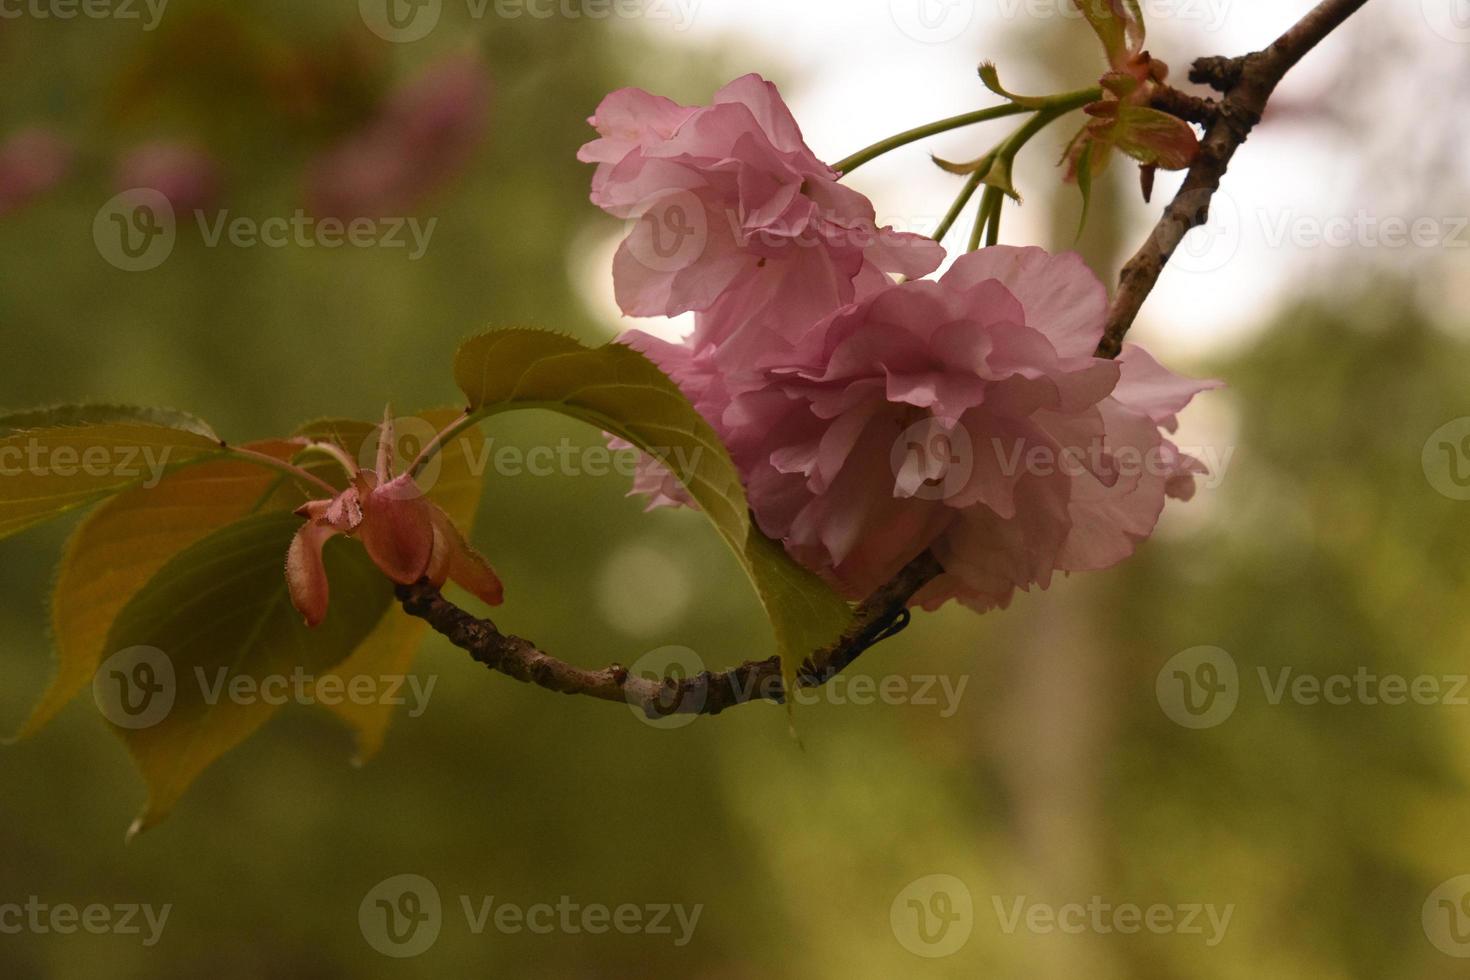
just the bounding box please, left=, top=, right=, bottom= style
left=581, top=75, right=1220, bottom=612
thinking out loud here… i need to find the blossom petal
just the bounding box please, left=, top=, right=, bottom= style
left=286, top=521, right=341, bottom=628
left=358, top=490, right=434, bottom=585
left=942, top=246, right=1109, bottom=359
left=429, top=506, right=504, bottom=606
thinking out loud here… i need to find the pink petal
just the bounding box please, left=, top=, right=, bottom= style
left=287, top=521, right=341, bottom=628
left=942, top=246, right=1109, bottom=359
left=1114, top=343, right=1224, bottom=433
left=359, top=487, right=434, bottom=585
left=429, top=506, right=504, bottom=606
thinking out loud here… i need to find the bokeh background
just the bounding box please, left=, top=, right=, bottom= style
left=3, top=1, right=1469, bottom=976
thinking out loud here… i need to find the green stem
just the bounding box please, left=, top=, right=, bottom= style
left=832, top=87, right=1099, bottom=176
left=970, top=187, right=1000, bottom=252
left=932, top=159, right=990, bottom=243
left=407, top=411, right=480, bottom=480
left=969, top=102, right=1086, bottom=251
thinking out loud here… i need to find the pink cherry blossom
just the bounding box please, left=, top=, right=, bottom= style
left=286, top=417, right=502, bottom=627
left=624, top=246, right=1220, bottom=611
left=581, top=74, right=943, bottom=376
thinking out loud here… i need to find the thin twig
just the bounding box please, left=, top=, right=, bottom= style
left=1096, top=0, right=1372, bottom=358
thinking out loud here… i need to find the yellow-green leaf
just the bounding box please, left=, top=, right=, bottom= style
left=1072, top=0, right=1146, bottom=69
left=12, top=440, right=302, bottom=741
left=1112, top=104, right=1200, bottom=170
left=452, top=329, right=853, bottom=700
left=104, top=511, right=393, bottom=836
left=0, top=422, right=229, bottom=540
left=0, top=404, right=219, bottom=441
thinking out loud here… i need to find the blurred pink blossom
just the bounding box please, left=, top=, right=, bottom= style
left=0, top=128, right=72, bottom=216
left=305, top=50, right=492, bottom=220
left=115, top=140, right=221, bottom=214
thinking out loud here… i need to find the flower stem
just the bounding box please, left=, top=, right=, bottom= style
left=407, top=412, right=479, bottom=480
left=970, top=186, right=1001, bottom=252
left=832, top=87, right=1099, bottom=177
left=932, top=160, right=990, bottom=243
left=299, top=441, right=359, bottom=480
left=225, top=446, right=339, bottom=496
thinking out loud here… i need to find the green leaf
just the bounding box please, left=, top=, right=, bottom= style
left=1072, top=0, right=1146, bottom=69
left=1112, top=105, right=1200, bottom=170
left=452, top=329, right=854, bottom=701
left=11, top=440, right=302, bottom=742
left=104, top=511, right=393, bottom=836
left=0, top=404, right=220, bottom=441
left=0, top=422, right=230, bottom=540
